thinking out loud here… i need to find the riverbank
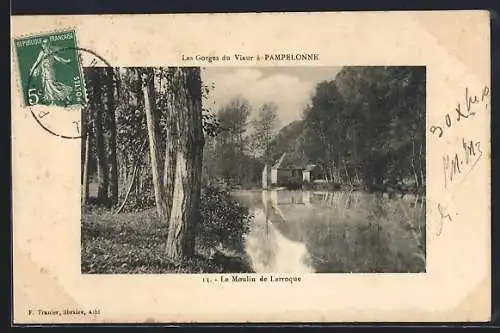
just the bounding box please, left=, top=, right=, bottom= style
left=81, top=208, right=254, bottom=274
left=229, top=183, right=425, bottom=200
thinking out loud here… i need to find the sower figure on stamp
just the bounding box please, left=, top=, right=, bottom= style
left=29, top=38, right=73, bottom=106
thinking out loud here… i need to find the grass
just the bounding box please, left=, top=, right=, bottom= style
left=81, top=208, right=253, bottom=274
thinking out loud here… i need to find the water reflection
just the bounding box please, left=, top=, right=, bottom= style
left=233, top=190, right=426, bottom=273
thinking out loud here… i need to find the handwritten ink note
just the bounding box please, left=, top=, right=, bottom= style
left=429, top=86, right=489, bottom=139
left=442, top=138, right=483, bottom=190
left=431, top=85, right=489, bottom=238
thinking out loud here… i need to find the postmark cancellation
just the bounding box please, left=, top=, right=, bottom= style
left=13, top=29, right=112, bottom=139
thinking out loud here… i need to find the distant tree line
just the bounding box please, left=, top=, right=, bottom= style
left=266, top=66, right=426, bottom=193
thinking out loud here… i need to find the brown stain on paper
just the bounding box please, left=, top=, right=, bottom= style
left=14, top=247, right=84, bottom=324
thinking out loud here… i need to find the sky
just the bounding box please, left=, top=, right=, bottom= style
left=201, top=67, right=342, bottom=129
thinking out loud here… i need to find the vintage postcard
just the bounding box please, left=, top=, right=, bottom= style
left=11, top=11, right=491, bottom=323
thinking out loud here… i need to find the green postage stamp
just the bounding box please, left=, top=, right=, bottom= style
left=14, top=29, right=86, bottom=108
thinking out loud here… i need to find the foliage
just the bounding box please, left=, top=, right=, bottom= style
left=115, top=68, right=148, bottom=169
left=197, top=184, right=253, bottom=251
left=332, top=66, right=425, bottom=190
left=217, top=96, right=252, bottom=139
left=202, top=96, right=264, bottom=186
left=119, top=169, right=156, bottom=212
left=202, top=80, right=222, bottom=138
left=266, top=120, right=307, bottom=166
left=249, top=102, right=279, bottom=160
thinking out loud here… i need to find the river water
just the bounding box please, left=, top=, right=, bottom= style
left=232, top=190, right=426, bottom=274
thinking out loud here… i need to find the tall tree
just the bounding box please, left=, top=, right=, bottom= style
left=159, top=68, right=177, bottom=221
left=250, top=102, right=279, bottom=162
left=215, top=97, right=251, bottom=184
left=115, top=68, right=149, bottom=207
left=105, top=67, right=119, bottom=206
left=81, top=104, right=92, bottom=205
left=301, top=81, right=346, bottom=183
left=165, top=67, right=205, bottom=260
left=93, top=69, right=109, bottom=204
left=142, top=68, right=167, bottom=218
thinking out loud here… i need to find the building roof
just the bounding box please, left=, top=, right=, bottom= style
left=304, top=164, right=318, bottom=171
left=272, top=152, right=287, bottom=169
left=271, top=152, right=312, bottom=170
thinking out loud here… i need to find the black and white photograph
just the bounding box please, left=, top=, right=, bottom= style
left=80, top=66, right=426, bottom=274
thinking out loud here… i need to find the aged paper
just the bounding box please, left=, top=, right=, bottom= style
left=11, top=11, right=490, bottom=323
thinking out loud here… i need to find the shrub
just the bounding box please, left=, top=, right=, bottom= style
left=197, top=184, right=253, bottom=252
left=116, top=172, right=156, bottom=213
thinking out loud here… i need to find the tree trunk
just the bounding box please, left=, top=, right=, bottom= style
left=142, top=68, right=167, bottom=218
left=118, top=163, right=126, bottom=194
left=262, top=164, right=268, bottom=189
left=81, top=115, right=91, bottom=205
left=165, top=67, right=204, bottom=260
left=343, top=162, right=353, bottom=187
left=328, top=165, right=335, bottom=185
left=94, top=69, right=109, bottom=204
left=418, top=142, right=425, bottom=192
left=411, top=138, right=420, bottom=189
left=321, top=165, right=329, bottom=183
left=162, top=69, right=177, bottom=221
left=163, top=112, right=177, bottom=221
left=135, top=166, right=142, bottom=199
left=115, top=164, right=138, bottom=215
left=106, top=67, right=119, bottom=206
left=354, top=167, right=361, bottom=185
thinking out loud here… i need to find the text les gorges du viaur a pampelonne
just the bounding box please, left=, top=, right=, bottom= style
left=181, top=53, right=320, bottom=63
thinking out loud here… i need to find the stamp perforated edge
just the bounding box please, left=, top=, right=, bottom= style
left=11, top=27, right=88, bottom=110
